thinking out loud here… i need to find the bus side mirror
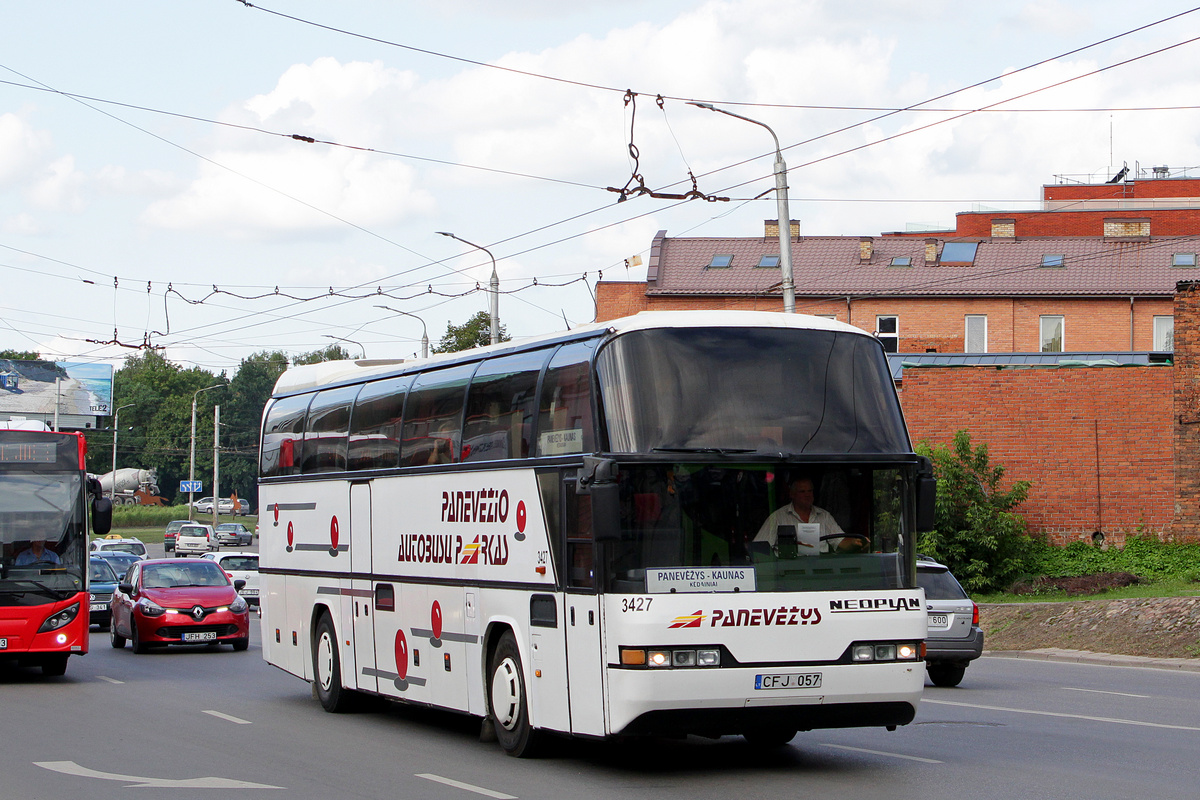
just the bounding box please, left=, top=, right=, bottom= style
left=590, top=482, right=621, bottom=542
left=916, top=456, right=936, bottom=533
left=92, top=496, right=113, bottom=537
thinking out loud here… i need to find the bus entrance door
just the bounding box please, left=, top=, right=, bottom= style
left=565, top=595, right=606, bottom=736
left=350, top=481, right=377, bottom=693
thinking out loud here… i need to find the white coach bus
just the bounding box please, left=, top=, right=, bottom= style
left=258, top=310, right=936, bottom=756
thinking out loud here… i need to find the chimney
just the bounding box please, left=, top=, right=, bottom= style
left=765, top=219, right=800, bottom=239
left=991, top=219, right=1015, bottom=239
left=925, top=238, right=939, bottom=266
left=859, top=237, right=873, bottom=263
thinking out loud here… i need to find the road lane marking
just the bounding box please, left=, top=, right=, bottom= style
left=1064, top=687, right=1150, bottom=698
left=416, top=773, right=516, bottom=799
left=36, top=761, right=282, bottom=789
left=819, top=743, right=942, bottom=763
left=203, top=710, right=252, bottom=725
left=95, top=675, right=124, bottom=684
left=924, top=699, right=1200, bottom=731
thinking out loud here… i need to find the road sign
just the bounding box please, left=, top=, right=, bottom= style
left=180, top=480, right=203, bottom=493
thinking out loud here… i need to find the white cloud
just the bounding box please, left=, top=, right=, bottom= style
left=28, top=155, right=86, bottom=212
left=2, top=213, right=42, bottom=235
left=0, top=113, right=48, bottom=185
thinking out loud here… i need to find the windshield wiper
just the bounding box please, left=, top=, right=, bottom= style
left=0, top=578, right=74, bottom=599
left=652, top=447, right=756, bottom=455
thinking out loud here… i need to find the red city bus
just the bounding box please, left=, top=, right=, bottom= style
left=0, top=423, right=113, bottom=676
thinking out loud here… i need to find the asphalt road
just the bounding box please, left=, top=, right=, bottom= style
left=3, top=613, right=1199, bottom=800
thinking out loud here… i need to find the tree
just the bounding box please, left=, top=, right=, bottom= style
left=916, top=430, right=1033, bottom=594
left=433, top=311, right=509, bottom=353
left=219, top=351, right=291, bottom=510
left=0, top=349, right=41, bottom=360
left=293, top=344, right=351, bottom=366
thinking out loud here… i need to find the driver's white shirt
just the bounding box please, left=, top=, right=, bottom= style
left=753, top=503, right=844, bottom=553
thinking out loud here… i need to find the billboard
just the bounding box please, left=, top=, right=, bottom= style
left=0, top=360, right=113, bottom=417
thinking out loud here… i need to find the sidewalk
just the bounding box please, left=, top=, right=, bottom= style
left=985, top=648, right=1200, bottom=672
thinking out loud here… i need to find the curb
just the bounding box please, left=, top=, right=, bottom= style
left=984, top=648, right=1200, bottom=672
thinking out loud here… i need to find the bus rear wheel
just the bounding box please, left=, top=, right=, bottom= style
left=313, top=613, right=355, bottom=712
left=488, top=631, right=540, bottom=757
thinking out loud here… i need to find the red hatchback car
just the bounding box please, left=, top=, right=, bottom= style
left=109, top=558, right=250, bottom=653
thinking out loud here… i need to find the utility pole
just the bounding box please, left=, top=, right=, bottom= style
left=689, top=102, right=796, bottom=313
left=436, top=231, right=500, bottom=344
left=212, top=404, right=220, bottom=529
left=189, top=384, right=222, bottom=522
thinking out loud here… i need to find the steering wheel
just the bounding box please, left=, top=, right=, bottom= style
left=820, top=532, right=871, bottom=552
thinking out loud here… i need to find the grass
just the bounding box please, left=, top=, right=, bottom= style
left=977, top=577, right=1200, bottom=604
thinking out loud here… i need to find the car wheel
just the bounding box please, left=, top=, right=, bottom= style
left=928, top=663, right=966, bottom=687
left=232, top=636, right=249, bottom=652
left=742, top=726, right=798, bottom=747
left=110, top=624, right=126, bottom=649
left=312, top=614, right=355, bottom=712
left=131, top=621, right=149, bottom=654
left=41, top=654, right=69, bottom=676
left=488, top=631, right=540, bottom=757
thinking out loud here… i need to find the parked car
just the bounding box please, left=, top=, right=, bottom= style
left=109, top=558, right=250, bottom=652
left=88, top=557, right=120, bottom=631
left=214, top=523, right=253, bottom=548
left=201, top=551, right=260, bottom=606
left=917, top=555, right=984, bottom=687
left=93, top=551, right=141, bottom=577
left=193, top=497, right=250, bottom=516
left=175, top=524, right=216, bottom=556
left=90, top=537, right=147, bottom=559
left=163, top=519, right=191, bottom=553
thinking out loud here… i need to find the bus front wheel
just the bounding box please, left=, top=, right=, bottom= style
left=41, top=654, right=68, bottom=677
left=313, top=614, right=354, bottom=712
left=488, top=631, right=540, bottom=757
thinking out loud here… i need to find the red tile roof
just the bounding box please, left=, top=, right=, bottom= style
left=648, top=234, right=1199, bottom=297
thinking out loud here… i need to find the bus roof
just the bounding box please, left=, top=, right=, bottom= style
left=272, top=310, right=870, bottom=398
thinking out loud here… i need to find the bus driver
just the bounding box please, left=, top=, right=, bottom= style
left=753, top=476, right=861, bottom=554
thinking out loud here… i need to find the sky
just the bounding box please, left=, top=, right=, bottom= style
left=3, top=0, right=1200, bottom=374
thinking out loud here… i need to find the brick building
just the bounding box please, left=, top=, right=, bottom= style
left=596, top=169, right=1200, bottom=354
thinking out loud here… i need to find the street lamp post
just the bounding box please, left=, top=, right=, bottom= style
left=375, top=305, right=429, bottom=358
left=436, top=231, right=500, bottom=344
left=112, top=403, right=135, bottom=482
left=323, top=334, right=366, bottom=359
left=190, top=384, right=222, bottom=521
left=688, top=102, right=796, bottom=313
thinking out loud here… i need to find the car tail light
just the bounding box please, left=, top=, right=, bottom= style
left=972, top=602, right=980, bottom=626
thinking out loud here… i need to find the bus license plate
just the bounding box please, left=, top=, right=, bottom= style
left=755, top=672, right=822, bottom=690
left=182, top=631, right=217, bottom=643
left=928, top=614, right=949, bottom=627
left=0, top=637, right=6, bottom=649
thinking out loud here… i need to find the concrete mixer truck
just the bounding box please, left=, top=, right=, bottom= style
left=98, top=467, right=167, bottom=506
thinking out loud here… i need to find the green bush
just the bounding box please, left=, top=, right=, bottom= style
left=1026, top=534, right=1200, bottom=580
left=110, top=504, right=193, bottom=528
left=916, top=430, right=1033, bottom=594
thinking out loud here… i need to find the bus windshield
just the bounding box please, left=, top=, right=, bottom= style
left=0, top=472, right=86, bottom=597
left=603, top=463, right=916, bottom=594
left=596, top=326, right=909, bottom=454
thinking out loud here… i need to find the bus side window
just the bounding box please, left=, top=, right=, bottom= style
left=261, top=394, right=312, bottom=478
left=564, top=480, right=594, bottom=590
left=400, top=364, right=476, bottom=467
left=302, top=386, right=358, bottom=473
left=462, top=349, right=547, bottom=462
left=536, top=340, right=597, bottom=457
left=349, top=376, right=411, bottom=470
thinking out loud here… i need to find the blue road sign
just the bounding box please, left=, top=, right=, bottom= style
left=180, top=480, right=203, bottom=493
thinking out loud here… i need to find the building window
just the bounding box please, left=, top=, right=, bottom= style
left=1041, top=254, right=1065, bottom=268
left=890, top=256, right=912, bottom=267
left=940, top=242, right=978, bottom=263
left=876, top=316, right=898, bottom=353
left=1040, top=315, right=1064, bottom=353
left=1172, top=253, right=1197, bottom=267
left=756, top=255, right=780, bottom=268
left=965, top=315, right=987, bottom=353
left=1154, top=316, right=1174, bottom=351
left=707, top=254, right=734, bottom=268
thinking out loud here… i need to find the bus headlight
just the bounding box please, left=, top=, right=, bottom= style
left=620, top=647, right=722, bottom=668
left=38, top=603, right=80, bottom=633
left=851, top=641, right=922, bottom=662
